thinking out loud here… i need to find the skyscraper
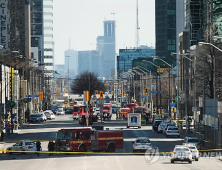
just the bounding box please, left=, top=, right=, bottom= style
left=97, top=20, right=116, bottom=79
left=65, top=49, right=78, bottom=78
left=30, top=0, right=54, bottom=73
left=155, top=0, right=185, bottom=57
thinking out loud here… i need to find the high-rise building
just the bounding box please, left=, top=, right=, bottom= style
left=185, top=0, right=203, bottom=46
left=65, top=49, right=78, bottom=78
left=155, top=0, right=185, bottom=57
left=97, top=20, right=116, bottom=79
left=78, top=51, right=92, bottom=74
left=31, top=0, right=54, bottom=74
left=117, top=46, right=156, bottom=78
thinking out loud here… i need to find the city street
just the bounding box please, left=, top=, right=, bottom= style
left=0, top=115, right=222, bottom=170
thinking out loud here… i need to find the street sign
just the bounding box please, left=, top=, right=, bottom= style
left=141, top=95, right=150, bottom=98
left=170, top=103, right=176, bottom=108
left=212, top=124, right=215, bottom=130
left=157, top=68, right=170, bottom=73
left=150, top=91, right=162, bottom=94
left=26, top=95, right=39, bottom=97
left=175, top=96, right=181, bottom=102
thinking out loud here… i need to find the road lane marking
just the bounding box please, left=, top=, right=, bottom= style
left=115, top=155, right=124, bottom=170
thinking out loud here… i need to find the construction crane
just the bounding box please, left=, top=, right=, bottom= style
left=135, top=0, right=140, bottom=48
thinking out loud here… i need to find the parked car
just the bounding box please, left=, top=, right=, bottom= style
left=183, top=137, right=201, bottom=150
left=162, top=123, right=176, bottom=135
left=57, top=107, right=65, bottom=115
left=132, top=137, right=152, bottom=152
left=38, top=112, right=47, bottom=121
left=157, top=122, right=167, bottom=133
left=152, top=119, right=163, bottom=131
left=44, top=111, right=55, bottom=119
left=65, top=108, right=73, bottom=114
left=183, top=144, right=199, bottom=161
left=7, top=140, right=42, bottom=154
left=29, top=114, right=41, bottom=123
left=166, top=126, right=180, bottom=138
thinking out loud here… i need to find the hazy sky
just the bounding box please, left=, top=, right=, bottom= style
left=53, top=0, right=155, bottom=64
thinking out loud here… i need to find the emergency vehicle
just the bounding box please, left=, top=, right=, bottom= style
left=73, top=104, right=84, bottom=120
left=78, top=106, right=93, bottom=125
left=55, top=128, right=123, bottom=152
left=103, top=103, right=112, bottom=119
left=119, top=103, right=146, bottom=119
left=127, top=113, right=141, bottom=128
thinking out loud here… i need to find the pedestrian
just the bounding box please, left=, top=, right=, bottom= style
left=0, top=130, right=4, bottom=141
left=36, top=140, right=41, bottom=156
left=48, top=140, right=54, bottom=156
left=55, top=140, right=59, bottom=155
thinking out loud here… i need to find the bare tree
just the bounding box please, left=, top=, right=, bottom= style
left=71, top=71, right=103, bottom=99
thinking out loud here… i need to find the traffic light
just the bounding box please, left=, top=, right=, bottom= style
left=122, top=91, right=125, bottom=95
left=56, top=91, right=59, bottom=97
left=100, top=91, right=103, bottom=99
left=144, top=88, right=149, bottom=95
left=95, top=90, right=98, bottom=94
left=39, top=92, right=43, bottom=100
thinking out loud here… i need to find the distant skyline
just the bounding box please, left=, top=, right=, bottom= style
left=53, top=0, right=155, bottom=64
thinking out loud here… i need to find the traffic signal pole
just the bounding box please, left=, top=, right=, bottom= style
left=10, top=67, right=13, bottom=134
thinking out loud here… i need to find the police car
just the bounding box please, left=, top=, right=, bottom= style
left=170, top=145, right=192, bottom=164
left=132, top=137, right=152, bottom=152
left=7, top=140, right=42, bottom=154
left=183, top=144, right=199, bottom=161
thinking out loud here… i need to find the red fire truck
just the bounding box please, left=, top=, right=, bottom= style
left=55, top=128, right=123, bottom=152
left=78, top=106, right=93, bottom=125
left=103, top=103, right=112, bottom=119
left=73, top=105, right=84, bottom=120
left=119, top=103, right=146, bottom=119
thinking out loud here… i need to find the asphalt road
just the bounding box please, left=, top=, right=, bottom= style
left=0, top=114, right=222, bottom=170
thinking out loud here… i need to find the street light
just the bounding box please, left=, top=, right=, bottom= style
left=135, top=66, right=152, bottom=113
left=142, top=60, right=160, bottom=113
left=153, top=58, right=173, bottom=117
left=198, top=42, right=221, bottom=149
left=131, top=69, right=143, bottom=106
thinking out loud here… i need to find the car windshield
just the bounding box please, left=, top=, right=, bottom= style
left=25, top=142, right=35, bottom=145
left=188, top=147, right=196, bottom=150
left=56, top=132, right=72, bottom=139
left=168, top=128, right=178, bottom=130
left=73, top=108, right=79, bottom=112
left=175, top=148, right=189, bottom=151
left=103, top=107, right=110, bottom=110
left=136, top=139, right=150, bottom=143
left=188, top=139, right=199, bottom=143
left=30, top=115, right=39, bottom=117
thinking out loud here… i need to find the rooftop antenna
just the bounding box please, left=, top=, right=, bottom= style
left=135, top=0, right=140, bottom=49
left=111, top=12, right=118, bottom=20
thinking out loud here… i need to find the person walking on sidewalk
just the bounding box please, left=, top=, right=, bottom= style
left=0, top=130, right=4, bottom=141
left=36, top=140, right=41, bottom=156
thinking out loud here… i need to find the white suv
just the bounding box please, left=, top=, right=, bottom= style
left=171, top=145, right=192, bottom=164
left=183, top=144, right=199, bottom=161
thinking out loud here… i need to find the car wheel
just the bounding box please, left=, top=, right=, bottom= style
left=195, top=158, right=198, bottom=161
left=171, top=160, right=174, bottom=163
left=188, top=160, right=192, bottom=164
left=79, top=145, right=87, bottom=152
